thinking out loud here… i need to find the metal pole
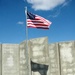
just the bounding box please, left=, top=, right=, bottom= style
left=25, top=7, right=31, bottom=75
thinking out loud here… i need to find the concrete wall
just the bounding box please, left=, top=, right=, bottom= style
left=29, top=37, right=49, bottom=64
left=29, top=37, right=49, bottom=75
left=49, top=41, right=75, bottom=75
left=0, top=37, right=75, bottom=75
left=19, top=41, right=30, bottom=75
left=59, top=41, right=75, bottom=75
left=2, top=44, right=19, bottom=75
left=49, top=43, right=60, bottom=75
left=19, top=37, right=49, bottom=75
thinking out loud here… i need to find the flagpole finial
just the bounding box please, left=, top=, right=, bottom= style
left=25, top=7, right=27, bottom=14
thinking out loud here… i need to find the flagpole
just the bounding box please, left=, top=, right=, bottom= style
left=25, top=7, right=31, bottom=75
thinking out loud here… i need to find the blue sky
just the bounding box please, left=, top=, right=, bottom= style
left=0, top=0, right=75, bottom=44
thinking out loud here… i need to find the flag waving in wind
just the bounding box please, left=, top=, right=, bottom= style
left=27, top=11, right=52, bottom=29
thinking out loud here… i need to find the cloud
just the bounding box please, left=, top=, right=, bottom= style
left=48, top=9, right=61, bottom=18
left=47, top=0, right=72, bottom=17
left=17, top=21, right=24, bottom=25
left=27, top=0, right=70, bottom=10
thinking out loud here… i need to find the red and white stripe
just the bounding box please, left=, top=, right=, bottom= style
left=27, top=15, right=52, bottom=29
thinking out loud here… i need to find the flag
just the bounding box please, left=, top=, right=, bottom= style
left=27, top=11, right=52, bottom=29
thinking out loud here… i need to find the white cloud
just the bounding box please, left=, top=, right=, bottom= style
left=27, top=0, right=70, bottom=10
left=17, top=21, right=24, bottom=25
left=48, top=9, right=61, bottom=18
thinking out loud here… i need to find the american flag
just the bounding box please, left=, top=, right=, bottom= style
left=27, top=11, right=52, bottom=29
